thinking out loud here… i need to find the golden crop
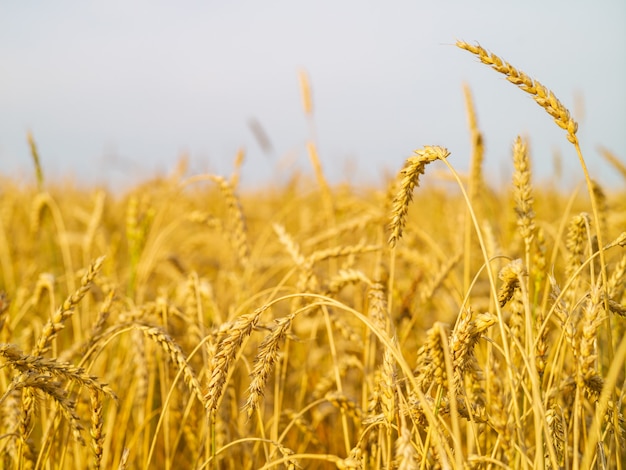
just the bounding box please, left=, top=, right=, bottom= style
left=0, top=42, right=624, bottom=469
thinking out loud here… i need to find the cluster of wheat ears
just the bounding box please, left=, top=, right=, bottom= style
left=1, top=41, right=625, bottom=469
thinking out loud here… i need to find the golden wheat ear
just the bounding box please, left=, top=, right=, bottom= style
left=456, top=41, right=578, bottom=144
left=388, top=146, right=450, bottom=248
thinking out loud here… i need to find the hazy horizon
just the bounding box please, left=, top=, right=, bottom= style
left=1, top=1, right=625, bottom=192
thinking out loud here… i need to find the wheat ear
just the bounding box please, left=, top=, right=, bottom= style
left=449, top=309, right=495, bottom=396
left=578, top=284, right=604, bottom=398
left=388, top=146, right=450, bottom=248
left=11, top=372, right=86, bottom=446
left=31, top=256, right=105, bottom=356
left=135, top=324, right=205, bottom=406
left=209, top=175, right=250, bottom=268
left=205, top=306, right=268, bottom=411
left=456, top=41, right=578, bottom=143
left=497, top=259, right=524, bottom=308
left=395, top=413, right=418, bottom=470
left=380, top=350, right=399, bottom=455
left=0, top=343, right=115, bottom=398
left=244, top=313, right=295, bottom=419
left=89, top=390, right=105, bottom=470
left=27, top=131, right=45, bottom=191
left=512, top=136, right=536, bottom=247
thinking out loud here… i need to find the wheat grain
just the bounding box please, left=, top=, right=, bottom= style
left=327, top=313, right=363, bottom=346
left=306, top=142, right=336, bottom=227
left=1, top=388, right=21, bottom=466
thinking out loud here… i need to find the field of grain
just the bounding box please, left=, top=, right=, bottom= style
left=1, top=42, right=625, bottom=469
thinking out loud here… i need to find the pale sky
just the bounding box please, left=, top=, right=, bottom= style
left=1, top=1, right=625, bottom=191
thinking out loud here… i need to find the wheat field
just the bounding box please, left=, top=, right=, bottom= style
left=1, top=42, right=625, bottom=469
